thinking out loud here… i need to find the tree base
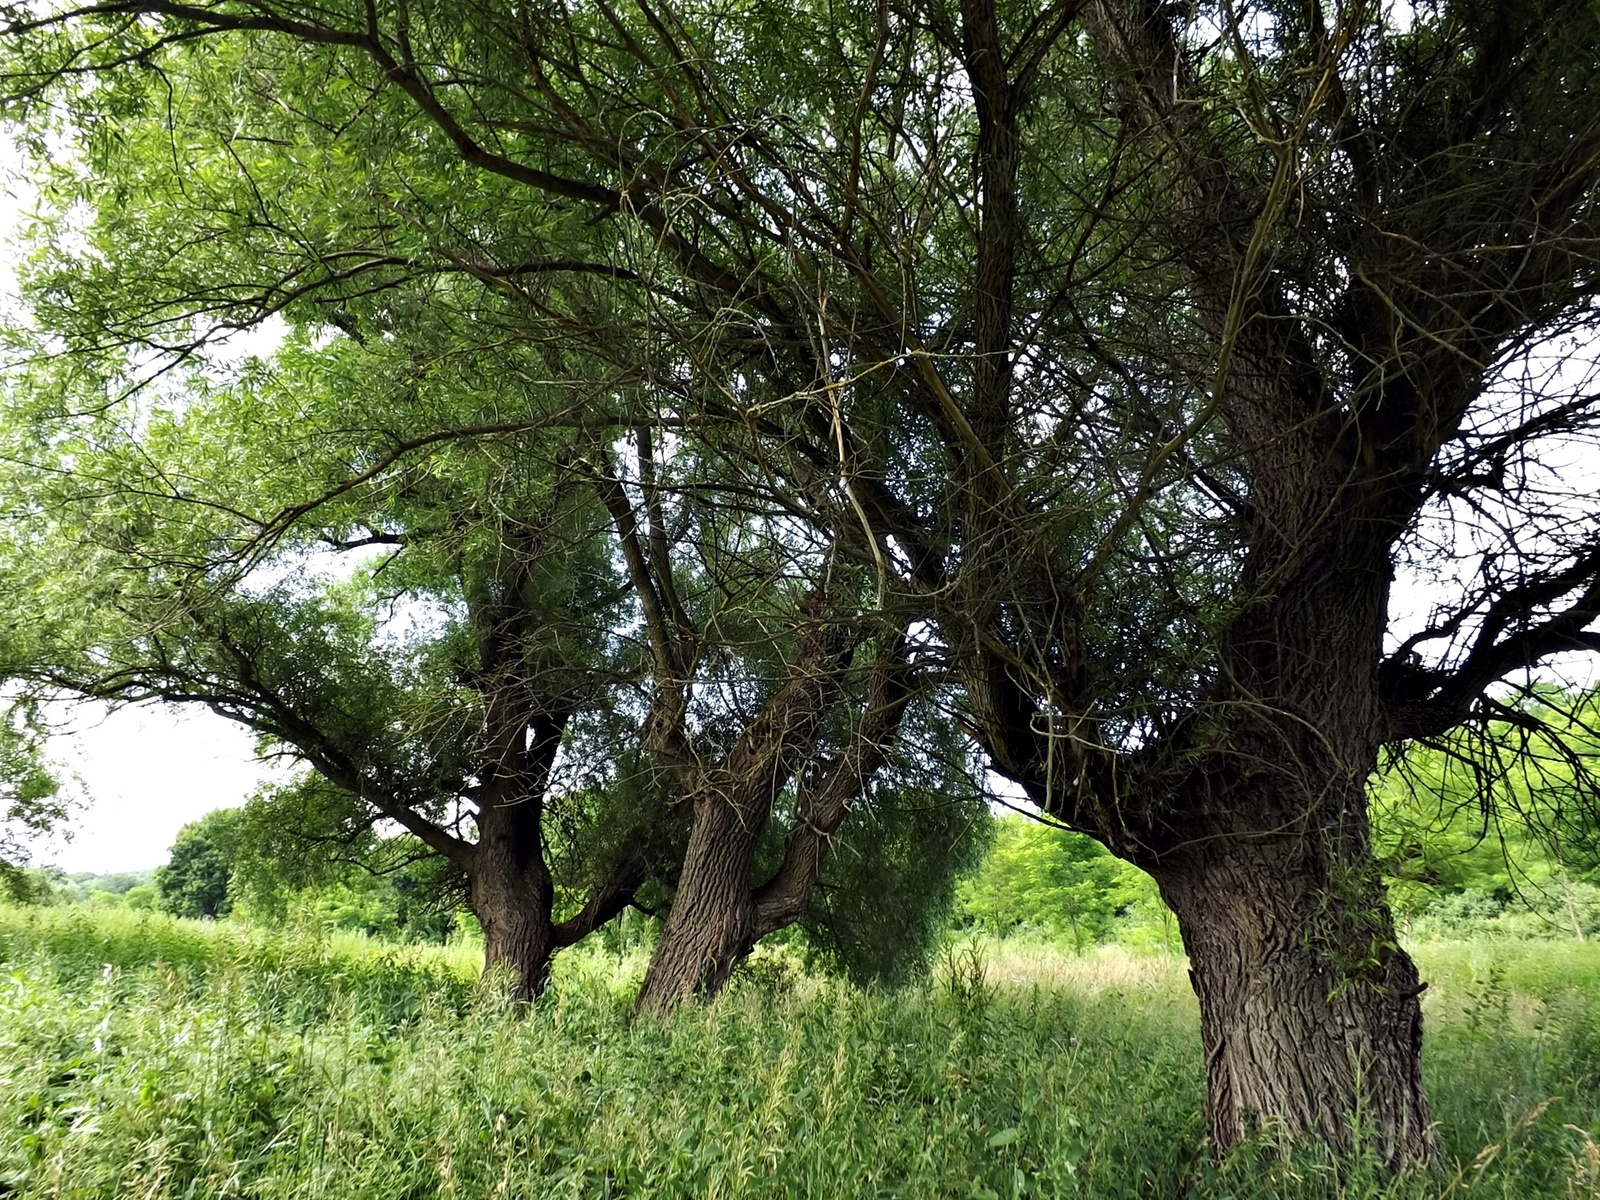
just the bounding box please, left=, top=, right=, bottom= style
left=1156, top=838, right=1438, bottom=1170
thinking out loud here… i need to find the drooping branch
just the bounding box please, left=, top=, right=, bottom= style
left=204, top=627, right=480, bottom=869
left=237, top=406, right=677, bottom=569
left=1383, top=546, right=1600, bottom=739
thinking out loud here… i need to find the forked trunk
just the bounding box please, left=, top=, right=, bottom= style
left=633, top=799, right=760, bottom=1015
left=628, top=606, right=858, bottom=1016
left=1149, top=817, right=1436, bottom=1168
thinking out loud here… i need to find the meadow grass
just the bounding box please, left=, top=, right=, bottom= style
left=1, top=905, right=1597, bottom=1199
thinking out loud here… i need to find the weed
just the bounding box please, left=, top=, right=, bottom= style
left=0, top=906, right=1597, bottom=1198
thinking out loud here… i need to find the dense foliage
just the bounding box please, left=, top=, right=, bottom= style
left=954, top=817, right=1156, bottom=951
left=1373, top=690, right=1600, bottom=940
left=152, top=808, right=240, bottom=920
left=0, top=704, right=66, bottom=900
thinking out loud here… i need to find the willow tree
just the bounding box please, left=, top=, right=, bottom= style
left=8, top=0, right=1600, bottom=1165
left=0, top=325, right=680, bottom=997
left=0, top=315, right=969, bottom=1001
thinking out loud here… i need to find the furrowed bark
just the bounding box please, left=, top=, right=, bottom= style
left=1061, top=0, right=1445, bottom=1166
left=472, top=840, right=559, bottom=1001
left=633, top=797, right=764, bottom=1012
left=632, top=614, right=856, bottom=1015
left=1149, top=796, right=1432, bottom=1166
left=1115, top=486, right=1440, bottom=1165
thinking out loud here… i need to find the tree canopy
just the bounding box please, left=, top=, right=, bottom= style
left=955, top=815, right=1150, bottom=951
left=0, top=312, right=985, bottom=995
left=154, top=807, right=240, bottom=919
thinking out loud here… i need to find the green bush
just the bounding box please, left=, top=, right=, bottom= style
left=954, top=816, right=1154, bottom=951
left=154, top=809, right=241, bottom=919
left=1405, top=881, right=1600, bottom=942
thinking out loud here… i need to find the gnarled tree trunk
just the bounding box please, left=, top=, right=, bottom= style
left=472, top=837, right=559, bottom=1001
left=1132, top=539, right=1438, bottom=1166
left=633, top=797, right=762, bottom=1013
left=461, top=683, right=573, bottom=1002
left=632, top=634, right=913, bottom=1016
left=1148, top=806, right=1432, bottom=1166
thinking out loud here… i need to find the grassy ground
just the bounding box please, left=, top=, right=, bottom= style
left=1, top=906, right=1597, bottom=1199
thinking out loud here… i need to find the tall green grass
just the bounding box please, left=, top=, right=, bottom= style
left=1, top=905, right=1597, bottom=1199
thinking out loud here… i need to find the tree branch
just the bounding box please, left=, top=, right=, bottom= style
left=752, top=633, right=915, bottom=936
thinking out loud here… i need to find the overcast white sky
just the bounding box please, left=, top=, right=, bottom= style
left=39, top=704, right=282, bottom=874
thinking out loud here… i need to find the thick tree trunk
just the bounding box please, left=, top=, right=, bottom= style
left=630, top=605, right=857, bottom=1016
left=471, top=853, right=559, bottom=1002
left=633, top=798, right=761, bottom=1015
left=1148, top=789, right=1436, bottom=1168
left=466, top=712, right=565, bottom=1002
left=633, top=637, right=913, bottom=1015
left=471, top=804, right=652, bottom=1002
